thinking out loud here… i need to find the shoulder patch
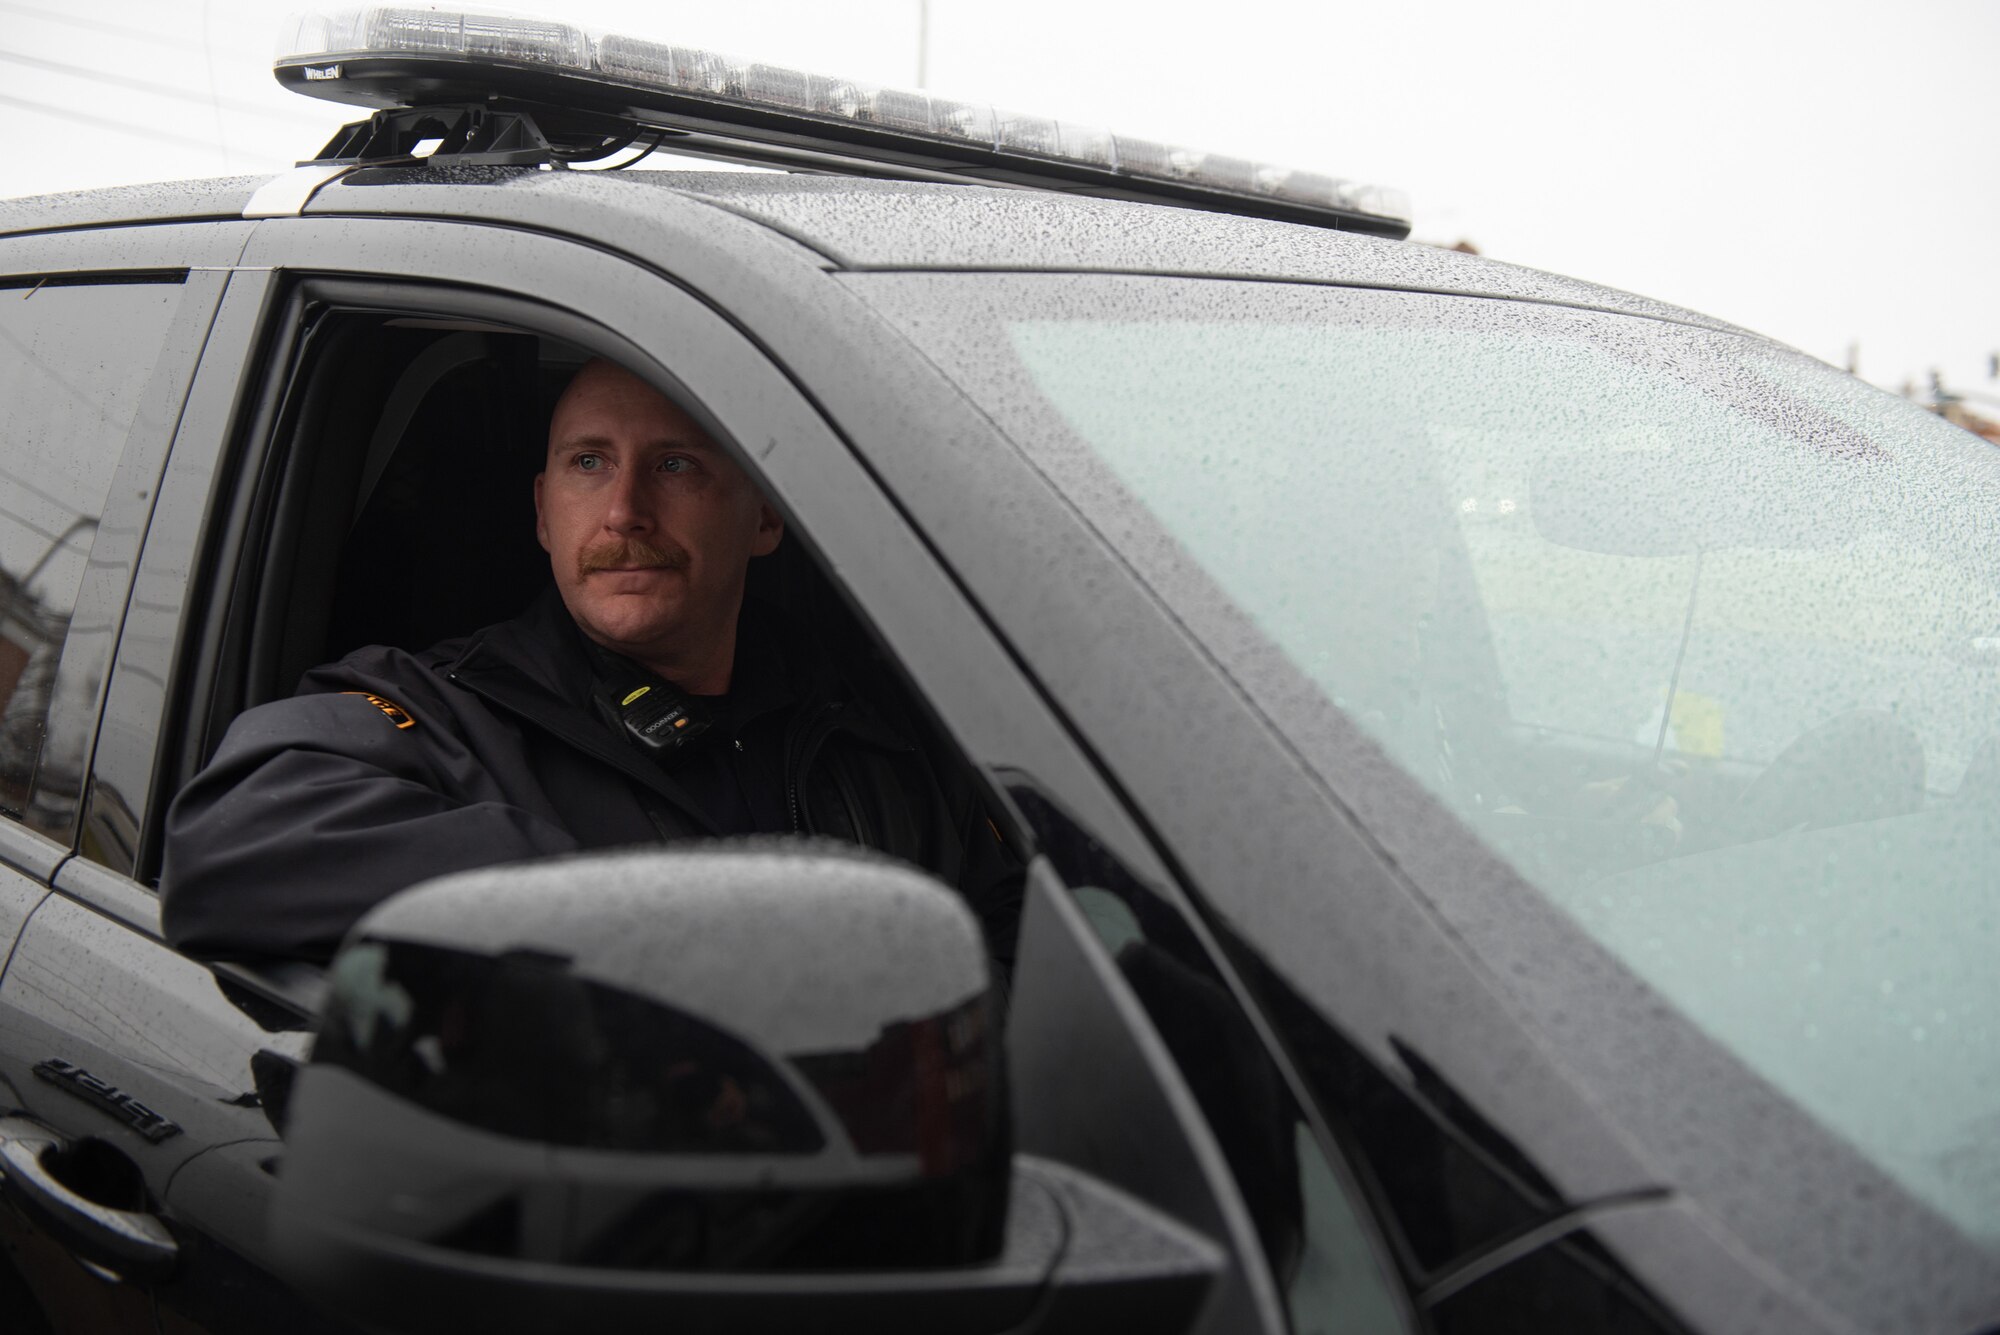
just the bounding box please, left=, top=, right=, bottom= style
left=342, top=692, right=416, bottom=730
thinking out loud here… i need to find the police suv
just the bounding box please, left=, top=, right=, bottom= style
left=0, top=8, right=1995, bottom=1334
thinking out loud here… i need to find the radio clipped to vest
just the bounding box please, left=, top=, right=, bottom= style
left=606, top=680, right=714, bottom=755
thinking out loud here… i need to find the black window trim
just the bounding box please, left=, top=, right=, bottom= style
left=0, top=265, right=226, bottom=857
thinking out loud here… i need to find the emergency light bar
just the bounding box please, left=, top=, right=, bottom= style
left=275, top=6, right=1412, bottom=238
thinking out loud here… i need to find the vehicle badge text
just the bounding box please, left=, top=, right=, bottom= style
left=33, top=1060, right=182, bottom=1143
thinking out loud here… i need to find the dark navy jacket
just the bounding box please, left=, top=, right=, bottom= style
left=161, top=590, right=1007, bottom=963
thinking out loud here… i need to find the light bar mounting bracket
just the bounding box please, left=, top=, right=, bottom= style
left=308, top=102, right=638, bottom=168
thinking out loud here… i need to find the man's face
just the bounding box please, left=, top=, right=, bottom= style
left=536, top=361, right=782, bottom=679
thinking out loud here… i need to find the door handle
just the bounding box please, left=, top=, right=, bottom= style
left=0, top=1115, right=177, bottom=1277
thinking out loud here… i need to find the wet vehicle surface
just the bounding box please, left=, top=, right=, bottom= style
left=0, top=9, right=1994, bottom=1334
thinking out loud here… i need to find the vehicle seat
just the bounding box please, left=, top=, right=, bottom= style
left=323, top=334, right=555, bottom=664
left=1732, top=708, right=1925, bottom=838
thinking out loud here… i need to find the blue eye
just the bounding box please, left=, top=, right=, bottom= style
left=575, top=453, right=604, bottom=472
left=659, top=456, right=691, bottom=474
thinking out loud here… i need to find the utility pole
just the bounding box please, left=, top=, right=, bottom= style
left=916, top=0, right=931, bottom=88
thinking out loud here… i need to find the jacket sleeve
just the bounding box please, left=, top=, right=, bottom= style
left=160, top=689, right=579, bottom=963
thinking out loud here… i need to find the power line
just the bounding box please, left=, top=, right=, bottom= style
left=0, top=503, right=91, bottom=552
left=0, top=90, right=236, bottom=154
left=0, top=47, right=327, bottom=125
left=0, top=0, right=206, bottom=54
left=200, top=0, right=228, bottom=165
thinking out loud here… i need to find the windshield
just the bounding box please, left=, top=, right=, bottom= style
left=853, top=274, right=2000, bottom=1247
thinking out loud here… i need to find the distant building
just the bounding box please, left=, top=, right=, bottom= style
left=1938, top=400, right=2000, bottom=446
left=1918, top=370, right=2000, bottom=445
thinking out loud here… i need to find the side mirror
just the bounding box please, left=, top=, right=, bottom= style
left=273, top=844, right=1227, bottom=1334
left=272, top=842, right=1008, bottom=1315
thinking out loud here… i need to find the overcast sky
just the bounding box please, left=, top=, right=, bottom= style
left=4, top=0, right=1994, bottom=400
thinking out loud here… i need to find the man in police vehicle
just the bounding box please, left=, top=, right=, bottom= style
left=160, top=358, right=1011, bottom=963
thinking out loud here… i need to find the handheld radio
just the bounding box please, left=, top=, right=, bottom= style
left=605, top=680, right=714, bottom=755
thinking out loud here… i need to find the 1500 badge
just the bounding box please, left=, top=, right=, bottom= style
left=33, top=1059, right=182, bottom=1143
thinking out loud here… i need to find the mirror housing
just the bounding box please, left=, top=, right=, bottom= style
left=272, top=840, right=1007, bottom=1292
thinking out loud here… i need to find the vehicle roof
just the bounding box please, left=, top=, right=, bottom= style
left=0, top=177, right=266, bottom=239
left=2, top=167, right=1753, bottom=340
left=668, top=172, right=1749, bottom=333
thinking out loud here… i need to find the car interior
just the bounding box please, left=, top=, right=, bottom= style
left=149, top=301, right=1013, bottom=933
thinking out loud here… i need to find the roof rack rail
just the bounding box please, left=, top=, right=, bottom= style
left=277, top=6, right=1412, bottom=239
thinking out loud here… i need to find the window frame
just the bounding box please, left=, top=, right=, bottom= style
left=0, top=223, right=244, bottom=870
left=87, top=213, right=1069, bottom=904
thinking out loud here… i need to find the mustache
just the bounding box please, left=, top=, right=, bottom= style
left=577, top=537, right=688, bottom=578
